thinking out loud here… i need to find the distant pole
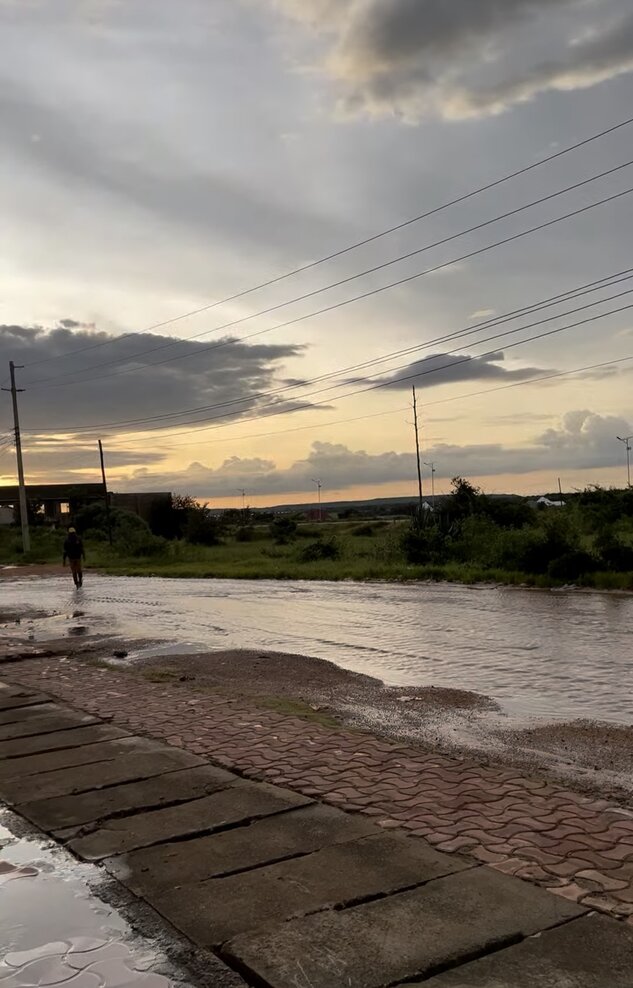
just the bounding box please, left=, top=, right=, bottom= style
left=412, top=387, right=423, bottom=514
left=617, top=436, right=632, bottom=488
left=558, top=477, right=563, bottom=500
left=98, top=440, right=113, bottom=545
left=2, top=362, right=30, bottom=553
left=424, top=462, right=436, bottom=510
left=312, top=479, right=323, bottom=521
left=236, top=488, right=247, bottom=517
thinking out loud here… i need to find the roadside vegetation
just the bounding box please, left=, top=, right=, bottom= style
left=1, top=483, right=633, bottom=589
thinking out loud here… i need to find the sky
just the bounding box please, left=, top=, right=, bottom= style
left=1, top=0, right=633, bottom=507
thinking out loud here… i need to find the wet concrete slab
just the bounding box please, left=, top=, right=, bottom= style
left=0, top=701, right=62, bottom=726
left=0, top=692, right=49, bottom=712
left=152, top=832, right=472, bottom=947
left=0, top=809, right=246, bottom=988
left=0, top=747, right=205, bottom=805
left=0, top=723, right=129, bottom=759
left=68, top=783, right=312, bottom=861
left=225, top=867, right=586, bottom=988
left=21, top=764, right=238, bottom=831
left=420, top=914, right=633, bottom=987
left=0, top=712, right=98, bottom=742
left=106, top=803, right=377, bottom=895
left=0, top=736, right=186, bottom=782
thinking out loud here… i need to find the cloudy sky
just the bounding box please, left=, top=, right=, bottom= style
left=1, top=0, right=633, bottom=505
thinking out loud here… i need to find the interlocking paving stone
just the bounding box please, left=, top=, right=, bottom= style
left=152, top=832, right=472, bottom=947
left=0, top=701, right=62, bottom=726
left=0, top=692, right=49, bottom=712
left=106, top=803, right=378, bottom=894
left=225, top=868, right=586, bottom=988
left=6, top=662, right=633, bottom=921
left=0, top=736, right=183, bottom=782
left=20, top=763, right=238, bottom=831
left=0, top=711, right=98, bottom=742
left=418, top=914, right=633, bottom=987
left=68, top=782, right=312, bottom=861
left=0, top=747, right=204, bottom=804
left=0, top=723, right=129, bottom=759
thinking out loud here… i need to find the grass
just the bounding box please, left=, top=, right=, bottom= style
left=2, top=520, right=632, bottom=591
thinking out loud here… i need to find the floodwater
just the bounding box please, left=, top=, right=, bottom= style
left=2, top=575, right=632, bottom=726
left=0, top=811, right=188, bottom=988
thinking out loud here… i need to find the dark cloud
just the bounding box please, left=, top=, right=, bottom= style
left=0, top=322, right=313, bottom=433
left=272, top=0, right=632, bottom=119
left=358, top=351, right=554, bottom=389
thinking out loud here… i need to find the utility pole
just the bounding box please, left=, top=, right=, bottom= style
left=98, top=440, right=113, bottom=545
left=558, top=477, right=563, bottom=501
left=2, top=362, right=30, bottom=553
left=424, top=461, right=436, bottom=510
left=236, top=488, right=247, bottom=519
left=312, top=478, right=323, bottom=522
left=617, top=436, right=632, bottom=488
left=412, top=386, right=423, bottom=515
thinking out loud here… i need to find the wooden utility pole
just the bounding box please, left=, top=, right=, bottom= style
left=2, top=362, right=30, bottom=553
left=98, top=440, right=113, bottom=545
left=412, top=386, right=423, bottom=514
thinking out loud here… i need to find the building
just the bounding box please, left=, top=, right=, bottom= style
left=0, top=484, right=172, bottom=527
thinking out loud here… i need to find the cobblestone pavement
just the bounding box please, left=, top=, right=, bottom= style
left=7, top=658, right=633, bottom=926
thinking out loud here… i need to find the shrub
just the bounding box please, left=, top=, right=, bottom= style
left=401, top=524, right=449, bottom=564
left=235, top=526, right=255, bottom=543
left=352, top=523, right=375, bottom=537
left=548, top=551, right=598, bottom=581
left=298, top=538, right=341, bottom=562
left=185, top=507, right=221, bottom=546
left=270, top=517, right=298, bottom=544
left=595, top=532, right=633, bottom=572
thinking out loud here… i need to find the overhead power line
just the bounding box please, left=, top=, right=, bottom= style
left=26, top=269, right=633, bottom=433
left=31, top=351, right=633, bottom=455
left=25, top=159, right=633, bottom=388
left=20, top=112, right=633, bottom=372
left=27, top=298, right=633, bottom=439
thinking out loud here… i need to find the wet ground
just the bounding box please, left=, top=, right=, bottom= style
left=0, top=810, right=197, bottom=988
left=1, top=573, right=631, bottom=724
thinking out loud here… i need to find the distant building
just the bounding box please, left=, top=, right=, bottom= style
left=535, top=496, right=566, bottom=509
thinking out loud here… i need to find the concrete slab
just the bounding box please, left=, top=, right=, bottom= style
left=21, top=763, right=238, bottom=831
left=0, top=736, right=181, bottom=782
left=153, top=831, right=472, bottom=947
left=106, top=803, right=378, bottom=895
left=225, top=866, right=586, bottom=988
left=0, top=746, right=204, bottom=804
left=0, top=692, right=49, bottom=712
left=0, top=712, right=98, bottom=742
left=0, top=723, right=129, bottom=759
left=68, top=782, right=311, bottom=861
left=420, top=914, right=633, bottom=987
left=0, top=701, right=61, bottom=725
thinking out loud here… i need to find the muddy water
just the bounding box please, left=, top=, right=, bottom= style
left=2, top=575, right=632, bottom=725
left=0, top=812, right=188, bottom=988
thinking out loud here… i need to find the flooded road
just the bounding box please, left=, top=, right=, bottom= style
left=2, top=575, right=631, bottom=726
left=0, top=811, right=190, bottom=988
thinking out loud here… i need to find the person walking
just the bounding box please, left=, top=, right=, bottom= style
left=63, top=527, right=85, bottom=588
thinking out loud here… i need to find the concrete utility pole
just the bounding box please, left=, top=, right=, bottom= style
left=98, top=440, right=113, bottom=545
left=424, top=461, right=436, bottom=510
left=412, top=387, right=423, bottom=514
left=617, top=435, right=632, bottom=488
left=2, top=362, right=30, bottom=553
left=312, top=478, right=323, bottom=521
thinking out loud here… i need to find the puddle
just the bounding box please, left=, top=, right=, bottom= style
left=0, top=812, right=190, bottom=988
left=2, top=575, right=632, bottom=725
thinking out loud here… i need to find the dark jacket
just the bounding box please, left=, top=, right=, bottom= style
left=63, top=535, right=85, bottom=562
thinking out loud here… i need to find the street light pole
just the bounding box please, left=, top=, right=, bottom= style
left=617, top=435, right=632, bottom=488
left=312, top=479, right=323, bottom=522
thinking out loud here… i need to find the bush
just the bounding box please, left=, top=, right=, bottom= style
left=185, top=507, right=221, bottom=546
left=548, top=551, right=598, bottom=581
left=235, top=526, right=255, bottom=543
left=298, top=538, right=341, bottom=562
left=270, top=517, right=298, bottom=544
left=401, top=524, right=449, bottom=564
left=352, top=523, right=375, bottom=537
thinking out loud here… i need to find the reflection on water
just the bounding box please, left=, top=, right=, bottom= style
left=0, top=813, right=183, bottom=988
left=2, top=576, right=632, bottom=724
